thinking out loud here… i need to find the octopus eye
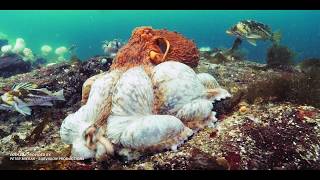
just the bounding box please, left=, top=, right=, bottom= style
left=155, top=37, right=170, bottom=59
left=150, top=37, right=171, bottom=64
left=156, top=38, right=168, bottom=54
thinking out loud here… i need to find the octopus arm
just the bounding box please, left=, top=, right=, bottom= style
left=81, top=72, right=108, bottom=105
left=60, top=70, right=122, bottom=158
left=70, top=136, right=96, bottom=159
left=206, top=87, right=232, bottom=102
left=152, top=61, right=206, bottom=113
left=111, top=66, right=154, bottom=116
left=107, top=115, right=193, bottom=151
left=197, top=73, right=221, bottom=89
left=196, top=72, right=232, bottom=102
left=175, top=99, right=215, bottom=129
left=107, top=66, right=194, bottom=153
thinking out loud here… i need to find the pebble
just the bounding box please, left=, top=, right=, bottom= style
left=239, top=106, right=248, bottom=114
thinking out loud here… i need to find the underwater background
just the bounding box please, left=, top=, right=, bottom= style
left=1, top=10, right=320, bottom=170
left=0, top=10, right=319, bottom=63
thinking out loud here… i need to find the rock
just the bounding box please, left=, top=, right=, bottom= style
left=0, top=39, right=8, bottom=48
left=0, top=54, right=31, bottom=78
left=187, top=148, right=227, bottom=170
left=0, top=128, right=10, bottom=139
left=81, top=56, right=112, bottom=75
left=33, top=57, right=47, bottom=66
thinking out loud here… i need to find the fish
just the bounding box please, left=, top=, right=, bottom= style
left=226, top=20, right=282, bottom=46
left=102, top=39, right=124, bottom=57
left=68, top=44, right=78, bottom=52
left=0, top=82, right=65, bottom=116
left=24, top=89, right=65, bottom=106
left=0, top=97, right=31, bottom=115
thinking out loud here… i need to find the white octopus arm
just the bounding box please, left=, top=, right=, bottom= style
left=105, top=66, right=192, bottom=153
left=107, top=115, right=192, bottom=151
left=60, top=70, right=122, bottom=158
left=81, top=72, right=108, bottom=105
left=197, top=72, right=232, bottom=102
left=197, top=73, right=231, bottom=102
left=197, top=73, right=221, bottom=89
left=152, top=61, right=231, bottom=130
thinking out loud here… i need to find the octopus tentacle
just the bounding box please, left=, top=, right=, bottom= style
left=206, top=88, right=232, bottom=102
left=81, top=72, right=107, bottom=105
left=60, top=70, right=123, bottom=159
left=106, top=115, right=193, bottom=153
left=175, top=99, right=214, bottom=130
left=197, top=73, right=221, bottom=89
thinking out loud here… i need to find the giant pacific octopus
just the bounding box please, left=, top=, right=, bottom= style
left=60, top=27, right=231, bottom=160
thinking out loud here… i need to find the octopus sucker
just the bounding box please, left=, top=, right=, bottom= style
left=60, top=27, right=231, bottom=160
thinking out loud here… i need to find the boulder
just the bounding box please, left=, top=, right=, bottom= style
left=0, top=54, right=31, bottom=78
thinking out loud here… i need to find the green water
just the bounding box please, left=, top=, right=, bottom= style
left=0, top=10, right=319, bottom=62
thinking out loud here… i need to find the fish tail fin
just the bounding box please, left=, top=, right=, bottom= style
left=272, top=30, right=282, bottom=45
left=52, top=89, right=65, bottom=101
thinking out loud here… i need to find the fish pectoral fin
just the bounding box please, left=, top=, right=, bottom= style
left=226, top=30, right=232, bottom=35
left=246, top=34, right=262, bottom=39
left=13, top=102, right=31, bottom=116
left=247, top=39, right=257, bottom=46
